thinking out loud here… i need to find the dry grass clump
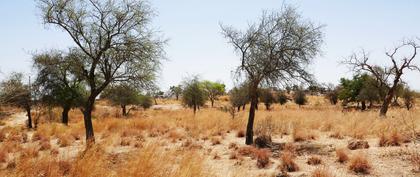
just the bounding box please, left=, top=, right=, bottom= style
left=279, top=151, right=299, bottom=172
left=120, top=138, right=131, bottom=146
left=0, top=150, right=7, bottom=163
left=329, top=131, right=344, bottom=139
left=237, top=146, right=257, bottom=157
left=255, top=149, right=271, bottom=168
left=411, top=152, right=420, bottom=172
left=20, top=146, right=39, bottom=159
left=378, top=131, right=406, bottom=147
left=335, top=148, right=349, bottom=163
left=311, top=167, right=334, bottom=177
left=0, top=130, right=6, bottom=142
left=39, top=139, right=52, bottom=151
left=236, top=130, right=245, bottom=137
left=348, top=153, right=372, bottom=174
left=307, top=156, right=322, bottom=165
left=57, top=134, right=74, bottom=147
left=211, top=137, right=221, bottom=145
left=292, top=126, right=316, bottom=142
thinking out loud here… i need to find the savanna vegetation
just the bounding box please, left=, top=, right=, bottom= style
left=0, top=0, right=419, bottom=177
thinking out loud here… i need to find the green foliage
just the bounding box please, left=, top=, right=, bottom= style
left=182, top=77, right=207, bottom=114
left=0, top=73, right=31, bottom=110
left=402, top=87, right=415, bottom=110
left=259, top=89, right=275, bottom=110
left=229, top=85, right=249, bottom=109
left=102, top=84, right=145, bottom=116
left=277, top=92, right=289, bottom=105
left=169, top=85, right=182, bottom=100
left=33, top=50, right=86, bottom=110
left=338, top=74, right=369, bottom=103
left=139, top=95, right=153, bottom=109
left=201, top=80, right=225, bottom=107
left=293, top=90, right=307, bottom=107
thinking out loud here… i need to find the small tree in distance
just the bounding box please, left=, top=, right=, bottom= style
left=182, top=76, right=207, bottom=114
left=277, top=92, right=289, bottom=105
left=169, top=85, right=183, bottom=100
left=402, top=87, right=415, bottom=110
left=0, top=73, right=33, bottom=128
left=294, top=90, right=307, bottom=107
left=229, top=85, right=249, bottom=111
left=259, top=89, right=275, bottom=110
left=201, top=80, right=226, bottom=107
left=101, top=84, right=144, bottom=117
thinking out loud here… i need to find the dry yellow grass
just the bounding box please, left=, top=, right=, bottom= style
left=0, top=97, right=419, bottom=176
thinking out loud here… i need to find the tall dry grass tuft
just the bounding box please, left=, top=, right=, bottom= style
left=348, top=153, right=372, bottom=174
left=279, top=151, right=299, bottom=172
left=335, top=148, right=349, bottom=163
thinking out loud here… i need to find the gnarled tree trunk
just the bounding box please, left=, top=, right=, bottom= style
left=62, top=106, right=71, bottom=125
left=245, top=84, right=258, bottom=145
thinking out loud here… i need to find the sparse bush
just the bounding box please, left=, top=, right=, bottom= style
left=279, top=152, right=299, bottom=172
left=336, top=148, right=349, bottom=163
left=292, top=126, right=316, bottom=142
left=277, top=92, right=289, bottom=105
left=237, top=146, right=257, bottom=157
left=348, top=153, right=372, bottom=174
left=260, top=88, right=275, bottom=110
left=294, top=90, right=307, bottom=107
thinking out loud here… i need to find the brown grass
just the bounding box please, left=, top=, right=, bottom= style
left=378, top=131, right=405, bottom=147
left=336, top=148, right=349, bottom=163
left=279, top=151, right=299, bottom=172
left=411, top=152, right=420, bottom=172
left=255, top=149, right=271, bottom=168
left=236, top=130, right=245, bottom=137
left=311, top=167, right=334, bottom=177
left=348, top=153, right=372, bottom=174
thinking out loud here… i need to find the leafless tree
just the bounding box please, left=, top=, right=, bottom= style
left=221, top=6, right=323, bottom=145
left=38, top=0, right=165, bottom=146
left=343, top=39, right=420, bottom=116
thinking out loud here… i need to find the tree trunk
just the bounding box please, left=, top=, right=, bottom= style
left=237, top=106, right=240, bottom=112
left=246, top=93, right=257, bottom=145
left=193, top=104, right=197, bottom=115
left=369, top=101, right=373, bottom=108
left=242, top=104, right=246, bottom=110
left=154, top=98, right=158, bottom=105
left=83, top=98, right=95, bottom=147
left=380, top=78, right=400, bottom=117
left=176, top=94, right=179, bottom=100
left=26, top=107, right=32, bottom=129
left=62, top=106, right=71, bottom=126
left=121, top=105, right=127, bottom=116
left=245, top=84, right=258, bottom=145
left=211, top=99, right=214, bottom=107
left=361, top=101, right=366, bottom=111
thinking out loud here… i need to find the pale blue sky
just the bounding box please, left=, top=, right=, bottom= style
left=1, top=0, right=420, bottom=90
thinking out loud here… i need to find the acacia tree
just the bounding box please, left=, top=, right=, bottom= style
left=169, top=85, right=182, bottom=100
left=38, top=0, right=164, bottom=145
left=229, top=84, right=249, bottom=111
left=182, top=76, right=206, bottom=114
left=0, top=73, right=33, bottom=128
left=33, top=50, right=86, bottom=125
left=259, top=88, right=275, bottom=110
left=201, top=80, right=225, bottom=107
left=221, top=6, right=323, bottom=144
left=293, top=89, right=307, bottom=107
left=101, top=84, right=143, bottom=116
left=343, top=40, right=420, bottom=116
